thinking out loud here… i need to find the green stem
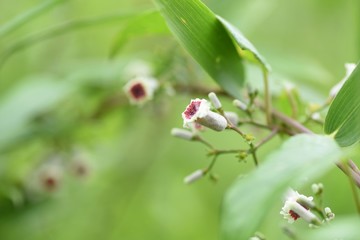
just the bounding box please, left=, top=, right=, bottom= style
left=345, top=162, right=360, bottom=214
left=249, top=142, right=258, bottom=167
left=194, top=136, right=214, bottom=150
left=262, top=68, right=272, bottom=126
left=204, top=155, right=218, bottom=175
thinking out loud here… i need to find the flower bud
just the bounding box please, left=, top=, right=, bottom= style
left=208, top=92, right=222, bottom=109
left=171, top=128, right=195, bottom=140
left=311, top=183, right=324, bottom=195
left=224, top=111, right=239, bottom=126
left=184, top=169, right=204, bottom=184
left=233, top=99, right=247, bottom=111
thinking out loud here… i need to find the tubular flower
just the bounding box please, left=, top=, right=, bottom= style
left=182, top=99, right=227, bottom=131
left=280, top=189, right=320, bottom=224
left=123, top=76, right=158, bottom=105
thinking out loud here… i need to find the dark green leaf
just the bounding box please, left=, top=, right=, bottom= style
left=153, top=0, right=245, bottom=99
left=220, top=134, right=342, bottom=240
left=324, top=62, right=360, bottom=146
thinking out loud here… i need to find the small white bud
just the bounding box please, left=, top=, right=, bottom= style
left=224, top=111, right=239, bottom=126
left=171, top=128, right=195, bottom=140
left=311, top=183, right=324, bottom=194
left=233, top=99, right=247, bottom=111
left=311, top=112, right=321, bottom=121
left=325, top=207, right=335, bottom=221
left=208, top=92, right=222, bottom=109
left=184, top=170, right=204, bottom=184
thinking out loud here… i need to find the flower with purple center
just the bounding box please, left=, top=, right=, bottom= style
left=280, top=189, right=320, bottom=225
left=123, top=76, right=158, bottom=105
left=182, top=98, right=227, bottom=131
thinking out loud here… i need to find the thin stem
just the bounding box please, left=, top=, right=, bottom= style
left=255, top=128, right=279, bottom=149
left=249, top=142, right=258, bottom=167
left=204, top=155, right=218, bottom=175
left=194, top=136, right=215, bottom=150
left=208, top=149, right=244, bottom=155
left=262, top=68, right=272, bottom=126
left=239, top=119, right=272, bottom=130
left=285, top=87, right=298, bottom=119
left=343, top=161, right=360, bottom=214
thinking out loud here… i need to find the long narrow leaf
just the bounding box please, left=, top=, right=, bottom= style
left=154, top=0, right=245, bottom=99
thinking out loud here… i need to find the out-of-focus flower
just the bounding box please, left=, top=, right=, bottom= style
left=182, top=99, right=227, bottom=131
left=329, top=63, right=356, bottom=98
left=123, top=76, right=158, bottom=105
left=184, top=169, right=204, bottom=184
left=124, top=60, right=153, bottom=78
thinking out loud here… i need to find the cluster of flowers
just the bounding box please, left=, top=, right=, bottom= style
left=280, top=185, right=335, bottom=226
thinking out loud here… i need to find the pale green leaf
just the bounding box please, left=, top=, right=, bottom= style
left=153, top=0, right=245, bottom=99
left=304, top=217, right=360, bottom=240
left=0, top=0, right=66, bottom=38
left=324, top=62, right=360, bottom=146
left=216, top=16, right=271, bottom=71
left=220, top=134, right=342, bottom=240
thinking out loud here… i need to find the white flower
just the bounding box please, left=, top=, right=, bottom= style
left=329, top=63, right=356, bottom=98
left=184, top=169, right=204, bottom=184
left=123, top=76, right=158, bottom=105
left=182, top=99, right=227, bottom=131
left=280, top=189, right=319, bottom=224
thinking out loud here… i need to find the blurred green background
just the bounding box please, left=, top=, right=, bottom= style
left=0, top=0, right=359, bottom=239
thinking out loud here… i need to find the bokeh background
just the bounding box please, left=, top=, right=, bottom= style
left=0, top=0, right=359, bottom=239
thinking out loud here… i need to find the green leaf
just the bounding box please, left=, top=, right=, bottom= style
left=324, top=62, right=360, bottom=146
left=0, top=10, right=143, bottom=68
left=220, top=134, right=342, bottom=240
left=153, top=0, right=245, bottom=99
left=303, top=216, right=360, bottom=240
left=110, top=10, right=170, bottom=58
left=0, top=78, right=72, bottom=150
left=216, top=16, right=271, bottom=71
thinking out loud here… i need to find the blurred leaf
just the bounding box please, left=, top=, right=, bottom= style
left=0, top=0, right=66, bottom=38
left=110, top=10, right=170, bottom=58
left=216, top=16, right=270, bottom=71
left=0, top=78, right=72, bottom=149
left=303, top=216, right=360, bottom=240
left=0, top=10, right=144, bottom=67
left=154, top=0, right=245, bottom=99
left=220, top=134, right=342, bottom=240
left=324, top=62, right=360, bottom=147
